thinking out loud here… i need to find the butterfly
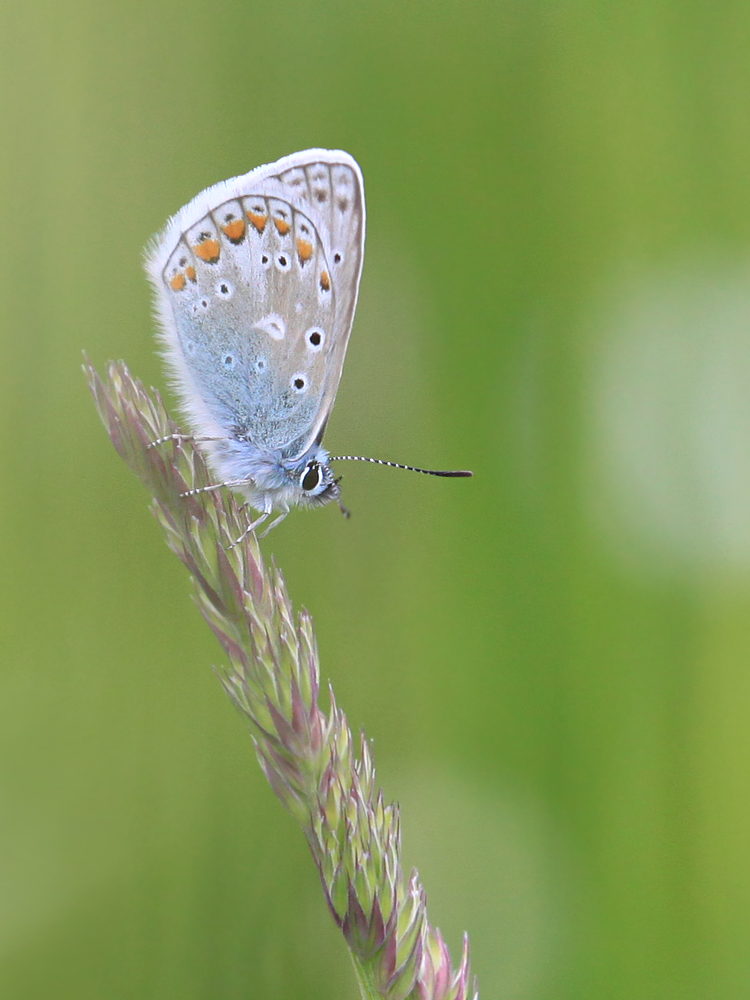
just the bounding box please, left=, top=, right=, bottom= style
left=146, top=149, right=471, bottom=539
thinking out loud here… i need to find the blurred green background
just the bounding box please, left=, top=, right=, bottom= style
left=3, top=1, right=750, bottom=997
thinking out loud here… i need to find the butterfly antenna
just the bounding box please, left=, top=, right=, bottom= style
left=328, top=456, right=473, bottom=478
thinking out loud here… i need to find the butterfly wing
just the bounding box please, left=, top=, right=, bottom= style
left=145, top=149, right=365, bottom=460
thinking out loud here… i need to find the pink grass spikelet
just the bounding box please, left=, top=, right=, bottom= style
left=86, top=358, right=478, bottom=1000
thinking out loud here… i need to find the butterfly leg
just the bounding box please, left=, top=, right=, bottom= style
left=227, top=501, right=273, bottom=549
left=257, top=509, right=289, bottom=539
left=181, top=479, right=249, bottom=498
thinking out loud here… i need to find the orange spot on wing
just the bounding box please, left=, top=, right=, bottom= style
left=274, top=217, right=291, bottom=235
left=247, top=209, right=267, bottom=232
left=170, top=273, right=186, bottom=291
left=222, top=218, right=246, bottom=243
left=320, top=270, right=330, bottom=291
left=185, top=265, right=196, bottom=282
left=296, top=238, right=313, bottom=263
left=194, top=238, right=220, bottom=263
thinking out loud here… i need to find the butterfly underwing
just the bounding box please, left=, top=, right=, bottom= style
left=146, top=149, right=365, bottom=534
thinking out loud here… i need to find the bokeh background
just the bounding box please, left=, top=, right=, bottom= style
left=3, top=2, right=750, bottom=997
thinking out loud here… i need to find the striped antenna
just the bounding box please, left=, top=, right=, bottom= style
left=328, top=455, right=473, bottom=478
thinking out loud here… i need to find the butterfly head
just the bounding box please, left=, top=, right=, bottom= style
left=295, top=457, right=340, bottom=508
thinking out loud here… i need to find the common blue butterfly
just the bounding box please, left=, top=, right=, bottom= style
left=146, top=149, right=470, bottom=538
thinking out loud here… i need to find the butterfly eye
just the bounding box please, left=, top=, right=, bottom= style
left=301, top=463, right=321, bottom=492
